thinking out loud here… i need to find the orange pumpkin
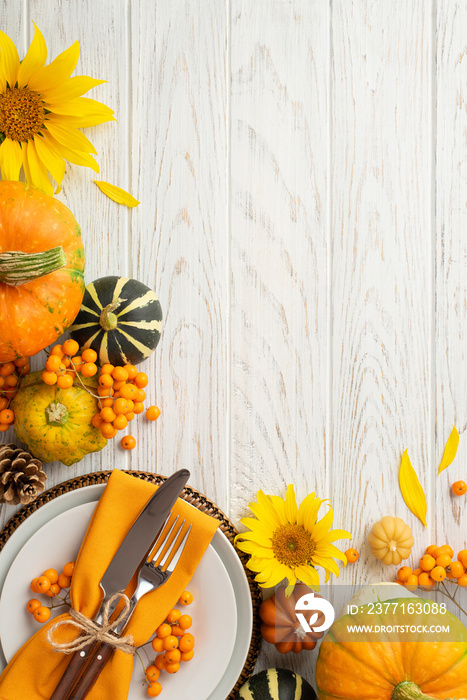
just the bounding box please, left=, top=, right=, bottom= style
left=315, top=596, right=467, bottom=699
left=259, top=585, right=325, bottom=654
left=0, top=181, right=85, bottom=361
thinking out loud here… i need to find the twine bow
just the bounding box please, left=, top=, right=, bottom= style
left=47, top=592, right=135, bottom=655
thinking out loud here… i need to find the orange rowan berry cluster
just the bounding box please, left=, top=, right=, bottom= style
left=396, top=544, right=467, bottom=591
left=0, top=358, right=30, bottom=431
left=145, top=591, right=195, bottom=697
left=41, top=339, right=98, bottom=388
left=26, top=562, right=75, bottom=623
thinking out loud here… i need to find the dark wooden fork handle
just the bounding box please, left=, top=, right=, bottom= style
left=65, top=641, right=114, bottom=700
left=49, top=641, right=98, bottom=700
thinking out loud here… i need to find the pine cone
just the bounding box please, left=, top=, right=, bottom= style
left=0, top=443, right=47, bottom=506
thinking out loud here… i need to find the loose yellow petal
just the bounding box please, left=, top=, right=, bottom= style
left=0, top=138, right=23, bottom=180
left=399, top=449, right=428, bottom=527
left=17, top=22, right=47, bottom=87
left=27, top=40, right=80, bottom=92
left=94, top=181, right=140, bottom=207
left=438, top=425, right=459, bottom=475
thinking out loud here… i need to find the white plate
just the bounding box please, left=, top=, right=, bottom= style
left=0, top=484, right=253, bottom=699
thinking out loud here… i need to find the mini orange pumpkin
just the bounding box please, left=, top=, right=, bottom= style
left=259, top=585, right=325, bottom=654
left=0, top=181, right=85, bottom=362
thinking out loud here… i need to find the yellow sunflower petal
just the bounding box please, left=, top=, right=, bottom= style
left=269, top=495, right=287, bottom=525
left=285, top=484, right=298, bottom=523
left=17, top=22, right=47, bottom=87
left=34, top=133, right=66, bottom=189
left=298, top=494, right=327, bottom=532
left=235, top=530, right=272, bottom=547
left=318, top=528, right=353, bottom=545
left=0, top=30, right=20, bottom=89
left=24, top=139, right=53, bottom=195
left=311, top=554, right=340, bottom=577
left=45, top=119, right=97, bottom=155
left=295, top=564, right=320, bottom=588
left=296, top=492, right=316, bottom=524
left=44, top=131, right=99, bottom=172
left=252, top=491, right=282, bottom=531
left=41, top=75, right=106, bottom=103
left=310, top=507, right=334, bottom=543
left=93, top=181, right=140, bottom=207
left=0, top=138, right=23, bottom=180
left=235, top=540, right=273, bottom=557
left=438, top=425, right=459, bottom=475
left=399, top=449, right=428, bottom=527
left=260, top=564, right=290, bottom=589
left=27, top=40, right=80, bottom=91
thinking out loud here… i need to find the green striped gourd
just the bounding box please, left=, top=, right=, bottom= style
left=70, top=276, right=162, bottom=366
left=236, top=669, right=317, bottom=700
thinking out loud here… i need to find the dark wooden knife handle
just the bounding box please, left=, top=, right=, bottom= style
left=49, top=641, right=98, bottom=700
left=65, top=641, right=114, bottom=700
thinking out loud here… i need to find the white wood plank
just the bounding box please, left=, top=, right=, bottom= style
left=435, top=0, right=467, bottom=549
left=230, top=0, right=330, bottom=681
left=331, top=0, right=433, bottom=589
left=128, top=0, right=229, bottom=508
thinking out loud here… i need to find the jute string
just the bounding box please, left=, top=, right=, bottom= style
left=47, top=592, right=135, bottom=655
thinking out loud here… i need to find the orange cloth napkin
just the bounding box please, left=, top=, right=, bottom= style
left=0, top=470, right=219, bottom=700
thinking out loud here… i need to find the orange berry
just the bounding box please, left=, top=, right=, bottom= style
left=152, top=637, right=165, bottom=653
left=17, top=363, right=30, bottom=376
left=418, top=572, right=432, bottom=587
left=123, top=364, right=138, bottom=380
left=165, top=662, right=180, bottom=674
left=165, top=648, right=181, bottom=664
left=457, top=573, right=467, bottom=587
left=97, top=385, right=114, bottom=397
left=132, top=402, right=144, bottom=414
left=113, top=398, right=129, bottom=415
left=81, top=348, right=98, bottom=363
left=63, top=561, right=75, bottom=577
left=154, top=655, right=166, bottom=671
left=112, top=380, right=126, bottom=391
left=0, top=362, right=15, bottom=376
left=179, top=591, right=193, bottom=606
left=33, top=606, right=51, bottom=623
left=112, top=366, right=129, bottom=382
left=4, top=374, right=18, bottom=388
left=166, top=609, right=181, bottom=625
left=156, top=623, right=171, bottom=639
left=449, top=561, right=465, bottom=578
left=180, top=649, right=194, bottom=662
left=43, top=569, right=59, bottom=585
left=458, top=550, right=467, bottom=567
left=163, top=635, right=179, bottom=651
left=61, top=357, right=71, bottom=369
left=62, top=339, right=79, bottom=357
left=125, top=411, right=135, bottom=422
left=146, top=406, right=161, bottom=421
left=0, top=398, right=7, bottom=410
left=101, top=423, right=117, bottom=439
left=171, top=625, right=184, bottom=637
left=440, top=544, right=454, bottom=557
left=42, top=370, right=57, bottom=385
left=179, top=633, right=194, bottom=652
left=397, top=566, right=412, bottom=582
left=99, top=374, right=114, bottom=389
left=178, top=614, right=192, bottom=630
left=147, top=681, right=162, bottom=697
left=36, top=576, right=51, bottom=593
left=145, top=665, right=160, bottom=682
left=13, top=357, right=29, bottom=368
left=420, top=554, right=436, bottom=572
left=45, top=355, right=62, bottom=372
left=121, top=435, right=136, bottom=450
left=113, top=415, right=128, bottom=431
left=50, top=345, right=64, bottom=357
left=120, top=383, right=137, bottom=400
left=135, top=372, right=148, bottom=388
left=100, top=407, right=117, bottom=423
left=412, top=568, right=423, bottom=577
left=27, top=599, right=41, bottom=614
left=135, top=388, right=146, bottom=403
left=57, top=374, right=73, bottom=389
left=0, top=409, right=14, bottom=424
left=0, top=377, right=4, bottom=389
left=58, top=573, right=71, bottom=588
left=0, top=424, right=9, bottom=432
left=92, top=413, right=104, bottom=429
left=100, top=364, right=114, bottom=375
left=452, top=480, right=467, bottom=496
left=436, top=553, right=452, bottom=568
left=81, top=362, right=97, bottom=377
left=430, top=566, right=446, bottom=582
left=30, top=577, right=39, bottom=593
left=405, top=575, right=419, bottom=591
left=45, top=583, right=62, bottom=597
left=71, top=356, right=83, bottom=371
left=99, top=398, right=114, bottom=408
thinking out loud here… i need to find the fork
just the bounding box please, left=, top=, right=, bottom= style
left=52, top=515, right=191, bottom=700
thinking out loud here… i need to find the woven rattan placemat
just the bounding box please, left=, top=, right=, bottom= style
left=0, top=470, right=262, bottom=698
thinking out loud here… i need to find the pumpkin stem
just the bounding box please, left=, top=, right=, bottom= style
left=100, top=298, right=125, bottom=331
left=0, top=246, right=66, bottom=286
left=45, top=401, right=69, bottom=427
left=392, top=682, right=437, bottom=700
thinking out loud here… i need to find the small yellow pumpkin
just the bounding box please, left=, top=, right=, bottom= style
left=11, top=371, right=107, bottom=466
left=367, top=516, right=414, bottom=565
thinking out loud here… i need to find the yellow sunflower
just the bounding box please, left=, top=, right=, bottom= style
left=0, top=23, right=114, bottom=195
left=236, top=485, right=352, bottom=593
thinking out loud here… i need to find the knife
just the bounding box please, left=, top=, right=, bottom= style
left=49, top=469, right=190, bottom=700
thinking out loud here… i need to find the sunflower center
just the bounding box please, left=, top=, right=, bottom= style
left=271, top=523, right=315, bottom=567
left=0, top=86, right=45, bottom=141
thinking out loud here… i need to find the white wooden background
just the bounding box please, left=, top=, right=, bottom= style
left=1, top=0, right=466, bottom=689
